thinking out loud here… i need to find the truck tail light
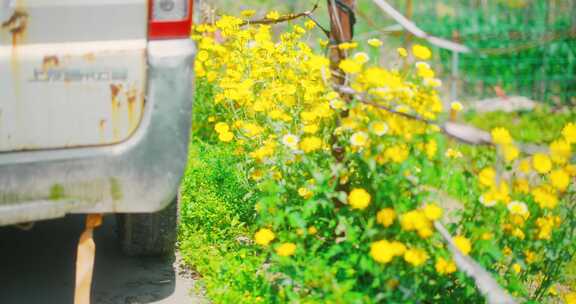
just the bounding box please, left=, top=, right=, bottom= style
left=148, top=0, right=193, bottom=39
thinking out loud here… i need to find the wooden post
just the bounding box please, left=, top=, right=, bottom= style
left=404, top=0, right=413, bottom=45
left=327, top=0, right=356, bottom=205
left=327, top=0, right=355, bottom=85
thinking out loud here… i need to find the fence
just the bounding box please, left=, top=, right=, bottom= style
left=386, top=0, right=576, bottom=105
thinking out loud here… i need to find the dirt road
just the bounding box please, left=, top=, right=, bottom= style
left=0, top=215, right=204, bottom=304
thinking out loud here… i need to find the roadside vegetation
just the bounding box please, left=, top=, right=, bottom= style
left=179, top=8, right=576, bottom=304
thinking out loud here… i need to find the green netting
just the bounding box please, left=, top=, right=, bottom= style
left=389, top=0, right=576, bottom=104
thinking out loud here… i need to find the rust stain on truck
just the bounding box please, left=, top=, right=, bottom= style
left=98, top=119, right=107, bottom=143
left=126, top=86, right=138, bottom=132
left=2, top=7, right=28, bottom=99
left=1, top=10, right=28, bottom=47
left=110, top=84, right=123, bottom=141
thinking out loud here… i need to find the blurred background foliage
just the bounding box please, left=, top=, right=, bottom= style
left=197, top=0, right=575, bottom=105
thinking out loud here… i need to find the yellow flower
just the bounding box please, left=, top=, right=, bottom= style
left=565, top=292, right=576, bottom=304
left=298, top=187, right=313, bottom=199
left=300, top=136, right=323, bottom=153
left=445, top=148, right=462, bottom=158
left=425, top=140, right=437, bottom=159
left=397, top=47, right=408, bottom=57
left=348, top=188, right=371, bottom=210
left=376, top=208, right=396, bottom=227
left=562, top=122, right=576, bottom=143
left=550, top=140, right=571, bottom=164
left=416, top=63, right=435, bottom=79
left=254, top=228, right=275, bottom=246
left=525, top=250, right=537, bottom=264
left=329, top=99, right=346, bottom=110
left=418, top=227, right=434, bottom=239
left=491, top=127, right=513, bottom=145
left=567, top=164, right=576, bottom=176
left=423, top=203, right=443, bottom=221
left=478, top=167, right=496, bottom=188
left=401, top=210, right=430, bottom=231
left=339, top=59, right=362, bottom=74
left=512, top=228, right=525, bottom=240
left=338, top=41, right=358, bottom=50
left=412, top=44, right=431, bottom=60
left=300, top=111, right=317, bottom=122
left=514, top=178, right=530, bottom=194
left=423, top=78, right=442, bottom=87
left=519, top=158, right=532, bottom=173
left=532, top=185, right=558, bottom=209
left=368, top=38, right=383, bottom=47
left=281, top=134, right=299, bottom=149
left=276, top=243, right=296, bottom=257
left=404, top=248, right=429, bottom=266
left=450, top=101, right=463, bottom=112
left=371, top=240, right=405, bottom=264
left=303, top=124, right=319, bottom=134
left=507, top=201, right=529, bottom=217
left=218, top=131, right=234, bottom=142
left=512, top=263, right=522, bottom=274
left=250, top=170, right=263, bottom=181
left=265, top=10, right=280, bottom=20
left=550, top=169, right=570, bottom=191
left=401, top=210, right=434, bottom=238
left=307, top=226, right=317, bottom=235
left=369, top=121, right=389, bottom=136
left=453, top=235, right=471, bottom=256
left=548, top=286, right=558, bottom=296
left=536, top=216, right=556, bottom=240
left=532, top=153, right=552, bottom=174
left=435, top=257, right=457, bottom=275
left=385, top=145, right=410, bottom=163
left=502, top=144, right=519, bottom=163
left=350, top=131, right=369, bottom=147
left=240, top=10, right=256, bottom=18
left=197, top=50, right=209, bottom=62
left=370, top=240, right=394, bottom=264
left=353, top=52, right=369, bottom=64
left=390, top=241, right=407, bottom=256
left=215, top=122, right=230, bottom=133
left=304, top=20, right=316, bottom=30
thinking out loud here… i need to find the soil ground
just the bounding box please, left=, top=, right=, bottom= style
left=0, top=215, right=205, bottom=304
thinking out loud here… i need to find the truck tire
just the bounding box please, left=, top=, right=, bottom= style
left=116, top=198, right=178, bottom=256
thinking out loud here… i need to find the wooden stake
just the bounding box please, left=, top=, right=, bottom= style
left=327, top=0, right=355, bottom=84
left=74, top=214, right=103, bottom=304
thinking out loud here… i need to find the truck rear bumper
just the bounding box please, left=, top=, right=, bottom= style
left=0, top=39, right=195, bottom=226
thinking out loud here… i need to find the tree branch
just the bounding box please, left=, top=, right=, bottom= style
left=434, top=222, right=517, bottom=304
left=333, top=85, right=493, bottom=146
left=239, top=3, right=319, bottom=27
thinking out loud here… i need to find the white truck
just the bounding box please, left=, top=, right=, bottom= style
left=0, top=0, right=195, bottom=256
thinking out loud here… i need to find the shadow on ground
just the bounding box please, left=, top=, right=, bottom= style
left=0, top=215, right=201, bottom=304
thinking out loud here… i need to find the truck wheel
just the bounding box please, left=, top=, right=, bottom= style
left=116, top=198, right=178, bottom=256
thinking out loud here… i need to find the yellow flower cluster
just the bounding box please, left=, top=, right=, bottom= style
left=194, top=12, right=575, bottom=297
left=400, top=203, right=443, bottom=239
left=348, top=188, right=371, bottom=210
left=453, top=235, right=472, bottom=256
left=435, top=257, right=457, bottom=275
left=404, top=248, right=429, bottom=266
left=254, top=228, right=275, bottom=246
left=276, top=243, right=297, bottom=257
left=370, top=240, right=407, bottom=264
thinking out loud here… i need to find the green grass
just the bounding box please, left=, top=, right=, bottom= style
left=179, top=140, right=271, bottom=303
left=464, top=106, right=576, bottom=144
